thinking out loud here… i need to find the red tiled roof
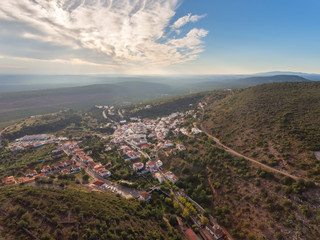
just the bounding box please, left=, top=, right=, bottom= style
left=88, top=161, right=97, bottom=167
left=92, top=180, right=105, bottom=187
left=140, top=191, right=151, bottom=200
left=2, top=176, right=15, bottom=183
left=185, top=228, right=198, bottom=240
left=34, top=173, right=45, bottom=178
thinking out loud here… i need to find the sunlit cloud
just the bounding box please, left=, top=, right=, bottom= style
left=1, top=55, right=121, bottom=69
left=171, top=13, right=206, bottom=32
left=0, top=0, right=208, bottom=70
left=0, top=65, right=23, bottom=69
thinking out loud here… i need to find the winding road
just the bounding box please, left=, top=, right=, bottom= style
left=200, top=125, right=301, bottom=180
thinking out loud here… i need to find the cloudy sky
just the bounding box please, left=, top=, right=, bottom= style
left=0, top=0, right=319, bottom=75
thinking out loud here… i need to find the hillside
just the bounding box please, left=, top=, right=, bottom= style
left=0, top=186, right=181, bottom=240
left=185, top=75, right=311, bottom=92
left=202, top=82, right=320, bottom=181
left=237, top=75, right=310, bottom=86
left=0, top=81, right=173, bottom=123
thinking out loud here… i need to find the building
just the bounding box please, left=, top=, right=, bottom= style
left=71, top=165, right=80, bottom=172
left=156, top=160, right=163, bottom=168
left=41, top=165, right=51, bottom=173
left=60, top=169, right=70, bottom=174
left=54, top=162, right=64, bottom=170
left=64, top=160, right=73, bottom=167
left=26, top=170, right=38, bottom=177
left=17, top=177, right=34, bottom=184
left=191, top=128, right=201, bottom=135
left=146, top=161, right=156, bottom=171
left=139, top=191, right=151, bottom=201
left=2, top=176, right=16, bottom=185
left=92, top=180, right=106, bottom=189
left=88, top=161, right=97, bottom=169
left=154, top=172, right=164, bottom=183
left=185, top=228, right=199, bottom=240
left=162, top=169, right=179, bottom=183
left=177, top=144, right=186, bottom=151
left=133, top=162, right=144, bottom=171
left=205, top=224, right=226, bottom=239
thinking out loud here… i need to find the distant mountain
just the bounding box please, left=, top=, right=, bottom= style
left=184, top=74, right=311, bottom=91
left=0, top=81, right=174, bottom=122
left=236, top=74, right=310, bottom=86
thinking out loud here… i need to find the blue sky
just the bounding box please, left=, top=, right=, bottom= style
left=0, top=0, right=319, bottom=75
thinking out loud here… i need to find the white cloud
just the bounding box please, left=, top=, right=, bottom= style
left=0, top=0, right=208, bottom=69
left=171, top=13, right=206, bottom=30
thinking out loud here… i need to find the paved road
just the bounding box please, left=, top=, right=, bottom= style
left=118, top=109, right=124, bottom=119
left=67, top=149, right=143, bottom=199
left=125, top=140, right=151, bottom=160
left=200, top=125, right=301, bottom=180
left=102, top=110, right=108, bottom=120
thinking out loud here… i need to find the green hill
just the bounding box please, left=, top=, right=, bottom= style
left=203, top=82, right=320, bottom=180
left=0, top=186, right=181, bottom=240
left=0, top=81, right=173, bottom=123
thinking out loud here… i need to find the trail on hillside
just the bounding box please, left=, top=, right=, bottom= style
left=201, top=125, right=302, bottom=181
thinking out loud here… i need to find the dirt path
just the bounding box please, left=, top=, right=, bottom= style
left=206, top=167, right=217, bottom=195
left=201, top=125, right=301, bottom=181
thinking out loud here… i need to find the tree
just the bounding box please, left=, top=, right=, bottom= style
left=182, top=209, right=190, bottom=219
left=168, top=215, right=178, bottom=226
left=82, top=174, right=89, bottom=183
left=200, top=216, right=209, bottom=226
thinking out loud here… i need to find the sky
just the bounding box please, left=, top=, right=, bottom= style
left=0, top=0, right=319, bottom=75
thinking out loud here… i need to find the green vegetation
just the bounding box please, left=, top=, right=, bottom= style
left=0, top=143, right=68, bottom=179
left=203, top=82, right=320, bottom=180
left=0, top=186, right=182, bottom=240
left=127, top=93, right=205, bottom=118
left=0, top=81, right=174, bottom=123
left=2, top=112, right=81, bottom=141
left=162, top=127, right=319, bottom=240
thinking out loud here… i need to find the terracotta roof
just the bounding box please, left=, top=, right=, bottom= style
left=140, top=191, right=151, bottom=200
left=185, top=228, right=198, bottom=240
left=92, top=180, right=105, bottom=187
left=88, top=161, right=97, bottom=167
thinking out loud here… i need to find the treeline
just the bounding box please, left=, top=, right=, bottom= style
left=128, top=93, right=205, bottom=118
left=3, top=114, right=82, bottom=141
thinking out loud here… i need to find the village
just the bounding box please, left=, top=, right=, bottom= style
left=1, top=103, right=229, bottom=240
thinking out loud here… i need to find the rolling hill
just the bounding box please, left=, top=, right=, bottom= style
left=186, top=75, right=311, bottom=91
left=0, top=81, right=174, bottom=123
left=202, top=82, right=320, bottom=181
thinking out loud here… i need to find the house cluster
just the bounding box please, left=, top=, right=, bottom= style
left=37, top=159, right=79, bottom=175
left=49, top=159, right=80, bottom=175
left=119, top=145, right=140, bottom=160
left=113, top=112, right=189, bottom=160
left=1, top=170, right=46, bottom=186
left=113, top=112, right=186, bottom=145
left=62, top=141, right=111, bottom=178
left=8, top=134, right=67, bottom=151
left=1, top=156, right=82, bottom=186
left=134, top=160, right=163, bottom=175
